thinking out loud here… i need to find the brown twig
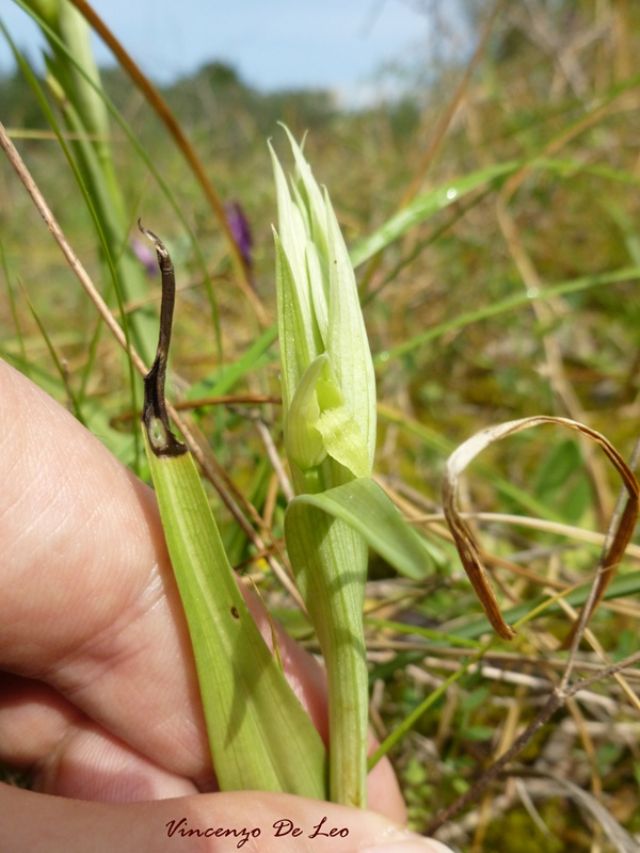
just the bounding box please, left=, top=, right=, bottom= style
left=112, top=393, right=281, bottom=426
left=426, top=650, right=640, bottom=835
left=253, top=417, right=295, bottom=504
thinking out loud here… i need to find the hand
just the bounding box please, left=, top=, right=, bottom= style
left=0, top=360, right=452, bottom=852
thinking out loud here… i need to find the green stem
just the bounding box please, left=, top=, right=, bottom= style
left=286, top=490, right=369, bottom=808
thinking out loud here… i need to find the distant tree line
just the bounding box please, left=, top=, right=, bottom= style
left=0, top=58, right=339, bottom=133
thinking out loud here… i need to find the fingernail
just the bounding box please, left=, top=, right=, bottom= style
left=361, top=837, right=452, bottom=852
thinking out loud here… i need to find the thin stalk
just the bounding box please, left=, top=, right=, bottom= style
left=21, top=282, right=84, bottom=422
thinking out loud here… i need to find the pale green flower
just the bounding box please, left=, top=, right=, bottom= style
left=270, top=128, right=376, bottom=493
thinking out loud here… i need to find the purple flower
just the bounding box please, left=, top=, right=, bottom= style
left=131, top=236, right=158, bottom=277
left=225, top=200, right=253, bottom=269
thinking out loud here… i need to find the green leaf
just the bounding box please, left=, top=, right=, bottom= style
left=375, top=265, right=640, bottom=365
left=465, top=725, right=495, bottom=741
left=350, top=157, right=639, bottom=271
left=288, top=477, right=444, bottom=580
left=534, top=438, right=582, bottom=498
left=144, top=435, right=327, bottom=798
left=350, top=161, right=519, bottom=268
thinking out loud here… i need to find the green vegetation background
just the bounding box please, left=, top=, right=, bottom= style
left=2, top=1, right=640, bottom=850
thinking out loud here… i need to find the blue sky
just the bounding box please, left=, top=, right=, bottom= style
left=1, top=1, right=467, bottom=102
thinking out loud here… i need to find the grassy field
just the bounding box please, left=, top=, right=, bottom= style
left=2, top=1, right=640, bottom=850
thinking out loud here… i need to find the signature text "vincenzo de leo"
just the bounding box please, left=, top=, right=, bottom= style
left=166, top=815, right=350, bottom=848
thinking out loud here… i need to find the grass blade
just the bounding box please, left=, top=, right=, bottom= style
left=140, top=225, right=327, bottom=797
left=350, top=161, right=519, bottom=268
left=288, top=477, right=444, bottom=579
left=145, top=439, right=327, bottom=796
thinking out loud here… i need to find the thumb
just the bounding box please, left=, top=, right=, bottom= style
left=1, top=783, right=452, bottom=852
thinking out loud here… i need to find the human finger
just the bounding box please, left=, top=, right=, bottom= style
left=0, top=361, right=404, bottom=818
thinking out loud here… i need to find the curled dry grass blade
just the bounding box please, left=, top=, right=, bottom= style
left=443, top=415, right=639, bottom=640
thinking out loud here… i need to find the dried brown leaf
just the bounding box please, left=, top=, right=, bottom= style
left=442, top=416, right=639, bottom=640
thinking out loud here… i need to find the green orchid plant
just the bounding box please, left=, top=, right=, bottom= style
left=270, top=128, right=446, bottom=807
left=270, top=129, right=376, bottom=807
left=138, top=129, right=442, bottom=809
